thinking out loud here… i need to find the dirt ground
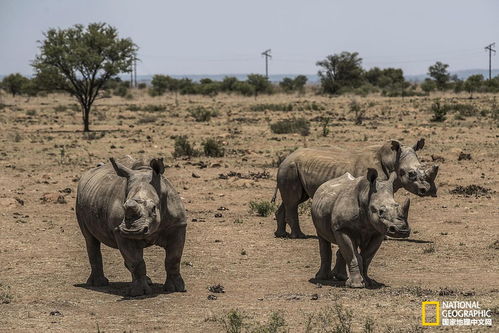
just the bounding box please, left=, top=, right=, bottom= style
left=0, top=90, right=498, bottom=332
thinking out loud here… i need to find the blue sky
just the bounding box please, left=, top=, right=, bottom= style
left=0, top=0, right=497, bottom=76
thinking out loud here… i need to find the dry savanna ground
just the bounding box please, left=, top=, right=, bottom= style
left=0, top=89, right=498, bottom=332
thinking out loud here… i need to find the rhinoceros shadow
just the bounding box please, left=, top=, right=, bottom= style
left=386, top=238, right=433, bottom=244
left=74, top=282, right=163, bottom=300
left=308, top=278, right=386, bottom=290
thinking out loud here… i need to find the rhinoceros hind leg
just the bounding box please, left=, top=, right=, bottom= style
left=331, top=249, right=348, bottom=281
left=274, top=204, right=288, bottom=238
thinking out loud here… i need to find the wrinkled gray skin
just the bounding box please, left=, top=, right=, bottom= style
left=272, top=138, right=438, bottom=238
left=312, top=169, right=410, bottom=288
left=76, top=156, right=187, bottom=296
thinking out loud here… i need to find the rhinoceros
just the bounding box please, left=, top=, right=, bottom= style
left=76, top=156, right=187, bottom=296
left=312, top=169, right=410, bottom=288
left=272, top=139, right=438, bottom=238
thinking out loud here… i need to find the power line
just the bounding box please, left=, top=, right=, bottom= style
left=484, top=42, right=496, bottom=80
left=261, top=49, right=271, bottom=78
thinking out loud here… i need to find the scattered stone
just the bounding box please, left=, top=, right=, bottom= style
left=49, top=310, right=63, bottom=316
left=458, top=152, right=472, bottom=161
left=208, top=284, right=225, bottom=293
left=192, top=173, right=200, bottom=178
left=0, top=198, right=22, bottom=209
left=311, top=293, right=319, bottom=300
left=207, top=294, right=217, bottom=300
left=59, top=187, right=72, bottom=194
left=316, top=283, right=322, bottom=288
left=438, top=287, right=456, bottom=296
left=462, top=290, right=476, bottom=297
left=214, top=213, right=223, bottom=218
left=431, top=154, right=445, bottom=163
left=489, top=240, right=499, bottom=250
left=217, top=206, right=229, bottom=211
left=40, top=193, right=67, bottom=204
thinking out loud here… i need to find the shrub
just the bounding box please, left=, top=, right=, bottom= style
left=137, top=115, right=157, bottom=124
left=143, top=104, right=167, bottom=112
left=173, top=135, right=199, bottom=158
left=54, top=105, right=67, bottom=112
left=430, top=101, right=447, bottom=122
left=321, top=117, right=330, bottom=137
left=349, top=100, right=365, bottom=125
left=249, top=200, right=276, bottom=217
left=203, top=138, right=225, bottom=157
left=189, top=106, right=218, bottom=122
left=270, top=118, right=310, bottom=136
left=114, top=85, right=128, bottom=97
left=137, top=82, right=147, bottom=89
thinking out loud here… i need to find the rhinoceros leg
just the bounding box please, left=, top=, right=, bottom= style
left=80, top=223, right=109, bottom=287
left=334, top=230, right=365, bottom=288
left=331, top=249, right=348, bottom=281
left=116, top=239, right=152, bottom=297
left=163, top=226, right=186, bottom=293
left=274, top=203, right=288, bottom=238
left=315, top=236, right=334, bottom=280
left=277, top=162, right=308, bottom=239
left=360, top=234, right=384, bottom=288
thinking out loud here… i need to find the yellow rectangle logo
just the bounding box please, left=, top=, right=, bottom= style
left=422, top=301, right=440, bottom=326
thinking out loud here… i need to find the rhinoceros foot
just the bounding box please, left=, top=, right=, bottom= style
left=128, top=278, right=152, bottom=297
left=289, top=231, right=307, bottom=239
left=345, top=274, right=365, bottom=288
left=364, top=277, right=384, bottom=289
left=86, top=274, right=109, bottom=287
left=332, top=272, right=348, bottom=281
left=315, top=270, right=335, bottom=280
left=164, top=275, right=186, bottom=293
left=274, top=230, right=290, bottom=238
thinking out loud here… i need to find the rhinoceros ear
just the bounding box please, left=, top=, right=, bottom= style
left=110, top=158, right=134, bottom=178
left=413, top=138, right=425, bottom=151
left=390, top=140, right=401, bottom=152
left=367, top=168, right=378, bottom=186
left=150, top=158, right=165, bottom=175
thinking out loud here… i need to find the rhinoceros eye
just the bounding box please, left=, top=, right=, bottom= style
left=408, top=170, right=417, bottom=180
left=378, top=207, right=386, bottom=217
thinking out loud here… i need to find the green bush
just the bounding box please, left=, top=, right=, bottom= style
left=249, top=200, right=276, bottom=217
left=189, top=106, right=218, bottom=122
left=270, top=118, right=310, bottom=136
left=173, top=135, right=199, bottom=158
left=203, top=138, right=225, bottom=157
left=143, top=104, right=167, bottom=112
left=349, top=100, right=365, bottom=125
left=430, top=101, right=447, bottom=122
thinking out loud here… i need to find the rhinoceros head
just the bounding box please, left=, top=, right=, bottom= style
left=380, top=138, right=439, bottom=197
left=366, top=169, right=411, bottom=238
left=110, top=157, right=165, bottom=239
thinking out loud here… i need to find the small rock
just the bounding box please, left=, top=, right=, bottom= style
left=217, top=206, right=229, bottom=211
left=311, top=293, right=319, bottom=300
left=207, top=294, right=217, bottom=300
left=208, top=284, right=225, bottom=293
left=458, top=152, right=472, bottom=161
left=50, top=310, right=63, bottom=316
left=192, top=173, right=200, bottom=178
left=214, top=213, right=223, bottom=218
left=316, top=283, right=322, bottom=288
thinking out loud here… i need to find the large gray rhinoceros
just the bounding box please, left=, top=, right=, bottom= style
left=76, top=156, right=187, bottom=296
left=272, top=138, right=438, bottom=238
left=312, top=169, right=410, bottom=288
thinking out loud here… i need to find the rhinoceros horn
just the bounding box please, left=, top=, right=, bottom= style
left=400, top=197, right=410, bottom=219
left=426, top=165, right=439, bottom=181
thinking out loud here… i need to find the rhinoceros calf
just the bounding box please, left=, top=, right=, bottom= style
left=272, top=139, right=437, bottom=238
left=312, top=169, right=410, bottom=288
left=76, top=156, right=187, bottom=296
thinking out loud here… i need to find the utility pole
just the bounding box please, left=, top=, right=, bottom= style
left=134, top=58, right=137, bottom=88
left=484, top=42, right=496, bottom=80
left=261, top=49, right=271, bottom=78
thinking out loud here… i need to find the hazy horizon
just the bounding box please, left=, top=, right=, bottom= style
left=1, top=0, right=498, bottom=77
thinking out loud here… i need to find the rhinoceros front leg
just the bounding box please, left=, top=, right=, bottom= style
left=360, top=234, right=384, bottom=288
left=80, top=223, right=109, bottom=286
left=315, top=236, right=334, bottom=280
left=116, top=238, right=152, bottom=297
left=334, top=230, right=365, bottom=288
left=163, top=226, right=186, bottom=293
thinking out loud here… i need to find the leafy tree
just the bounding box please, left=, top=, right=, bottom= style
left=221, top=76, right=238, bottom=92
left=464, top=74, right=484, bottom=99
left=279, top=77, right=295, bottom=93
left=246, top=74, right=272, bottom=96
left=428, top=61, right=450, bottom=90
left=316, top=51, right=364, bottom=94
left=293, top=75, right=308, bottom=93
left=365, top=67, right=405, bottom=88
left=32, top=23, right=137, bottom=131
left=2, top=73, right=30, bottom=96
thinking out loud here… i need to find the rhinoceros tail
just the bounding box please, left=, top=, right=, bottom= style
left=271, top=184, right=279, bottom=203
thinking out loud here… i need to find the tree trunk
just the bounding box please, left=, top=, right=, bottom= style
left=83, top=105, right=91, bottom=132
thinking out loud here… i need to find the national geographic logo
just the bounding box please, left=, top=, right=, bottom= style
left=422, top=301, right=493, bottom=327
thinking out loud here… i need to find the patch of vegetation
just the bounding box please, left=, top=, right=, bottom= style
left=321, top=117, right=331, bottom=137
left=189, top=106, right=219, bottom=122
left=250, top=102, right=323, bottom=112
left=54, top=105, right=67, bottom=112
left=203, top=138, right=225, bottom=157
left=305, top=303, right=353, bottom=333
left=172, top=135, right=200, bottom=158
left=137, top=115, right=158, bottom=124
left=449, top=184, right=494, bottom=197
left=249, top=200, right=276, bottom=217
left=430, top=101, right=447, bottom=122
left=213, top=309, right=286, bottom=333
left=0, top=284, right=13, bottom=304
left=83, top=131, right=105, bottom=140
left=423, top=244, right=435, bottom=254
left=270, top=118, right=310, bottom=136
left=142, top=104, right=167, bottom=112
left=350, top=100, right=365, bottom=125
left=25, top=109, right=37, bottom=116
